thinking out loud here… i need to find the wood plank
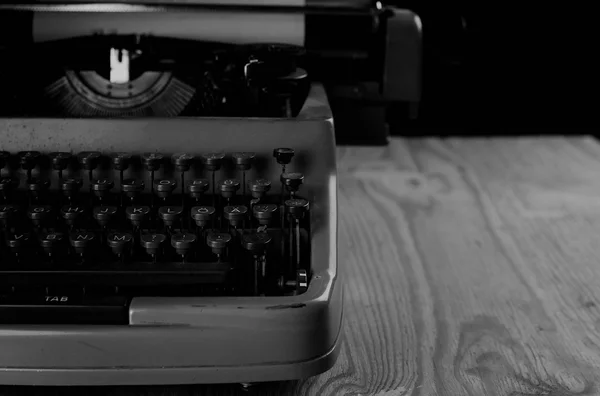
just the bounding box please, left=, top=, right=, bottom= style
left=3, top=137, right=600, bottom=395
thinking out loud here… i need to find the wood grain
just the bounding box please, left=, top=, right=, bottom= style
left=3, top=137, right=600, bottom=396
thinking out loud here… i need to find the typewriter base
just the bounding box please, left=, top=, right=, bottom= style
left=0, top=321, right=342, bottom=386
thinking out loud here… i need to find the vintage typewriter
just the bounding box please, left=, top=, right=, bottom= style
left=0, top=0, right=421, bottom=387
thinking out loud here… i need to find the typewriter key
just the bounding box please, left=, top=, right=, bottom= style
left=27, top=178, right=51, bottom=193
left=158, top=206, right=183, bottom=228
left=0, top=204, right=19, bottom=229
left=273, top=148, right=294, bottom=168
left=201, top=152, right=225, bottom=171
left=243, top=232, right=272, bottom=295
left=77, top=151, right=101, bottom=171
left=141, top=233, right=166, bottom=262
left=224, top=205, right=248, bottom=228
left=171, top=233, right=196, bottom=262
left=154, top=179, right=178, bottom=200
left=61, top=178, right=83, bottom=202
left=285, top=198, right=309, bottom=219
left=126, top=205, right=150, bottom=228
left=232, top=152, right=255, bottom=196
left=69, top=231, right=96, bottom=258
left=286, top=199, right=309, bottom=272
left=242, top=232, right=272, bottom=255
left=91, top=178, right=115, bottom=201
left=27, top=205, right=54, bottom=228
left=281, top=172, right=304, bottom=195
left=6, top=233, right=31, bottom=258
left=143, top=152, right=164, bottom=202
left=142, top=152, right=164, bottom=172
left=207, top=232, right=231, bottom=258
left=191, top=206, right=215, bottom=228
left=111, top=152, right=131, bottom=172
left=0, top=151, right=10, bottom=170
left=19, top=151, right=41, bottom=183
left=49, top=152, right=72, bottom=171
left=0, top=177, right=19, bottom=202
left=122, top=179, right=145, bottom=201
left=248, top=179, right=271, bottom=201
left=173, top=153, right=195, bottom=205
left=253, top=204, right=278, bottom=226
left=61, top=205, right=86, bottom=229
left=220, top=179, right=240, bottom=199
left=39, top=232, right=65, bottom=258
left=172, top=153, right=194, bottom=173
left=201, top=152, right=225, bottom=205
left=112, top=153, right=132, bottom=201
left=77, top=151, right=102, bottom=189
left=187, top=179, right=210, bottom=200
left=108, top=232, right=133, bottom=258
left=93, top=205, right=118, bottom=228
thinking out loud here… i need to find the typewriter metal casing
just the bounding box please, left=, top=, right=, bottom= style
left=0, top=0, right=421, bottom=386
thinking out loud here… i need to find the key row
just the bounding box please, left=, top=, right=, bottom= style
left=0, top=148, right=297, bottom=173
left=3, top=229, right=273, bottom=260
left=0, top=199, right=309, bottom=229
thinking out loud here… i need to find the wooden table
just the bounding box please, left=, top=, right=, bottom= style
left=4, top=137, right=600, bottom=396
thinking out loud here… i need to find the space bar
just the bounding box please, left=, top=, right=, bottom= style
left=0, top=294, right=130, bottom=325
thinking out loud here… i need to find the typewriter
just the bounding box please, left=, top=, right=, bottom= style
left=0, top=0, right=421, bottom=387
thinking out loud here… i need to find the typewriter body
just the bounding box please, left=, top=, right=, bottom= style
left=0, top=0, right=421, bottom=386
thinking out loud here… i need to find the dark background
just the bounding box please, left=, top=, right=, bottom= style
left=391, top=3, right=598, bottom=134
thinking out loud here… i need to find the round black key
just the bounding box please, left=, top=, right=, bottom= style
left=273, top=148, right=294, bottom=165
left=60, top=205, right=86, bottom=226
left=0, top=151, right=10, bottom=169
left=0, top=204, right=19, bottom=225
left=141, top=233, right=166, bottom=256
left=285, top=198, right=309, bottom=219
left=172, top=153, right=195, bottom=172
left=171, top=233, right=197, bottom=257
left=206, top=232, right=232, bottom=255
left=142, top=152, right=164, bottom=171
left=93, top=205, right=118, bottom=227
left=187, top=179, right=210, bottom=199
left=61, top=178, right=83, bottom=197
left=107, top=232, right=133, bottom=256
left=18, top=151, right=41, bottom=170
left=0, top=177, right=19, bottom=192
left=77, top=151, right=102, bottom=170
left=248, top=179, right=271, bottom=198
left=111, top=152, right=132, bottom=171
left=39, top=232, right=65, bottom=255
left=6, top=232, right=31, bottom=253
left=154, top=179, right=177, bottom=198
left=122, top=178, right=145, bottom=198
left=158, top=206, right=183, bottom=226
left=224, top=205, right=248, bottom=227
left=27, top=178, right=51, bottom=195
left=49, top=152, right=72, bottom=171
left=232, top=152, right=256, bottom=171
left=242, top=232, right=272, bottom=254
left=126, top=205, right=150, bottom=227
left=281, top=172, right=304, bottom=192
left=69, top=231, right=96, bottom=255
left=219, top=179, right=240, bottom=198
left=191, top=206, right=215, bottom=227
left=91, top=178, right=114, bottom=198
left=253, top=203, right=278, bottom=225
left=27, top=205, right=54, bottom=226
left=201, top=152, right=225, bottom=171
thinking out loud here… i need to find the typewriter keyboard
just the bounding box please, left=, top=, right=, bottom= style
left=0, top=148, right=311, bottom=324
